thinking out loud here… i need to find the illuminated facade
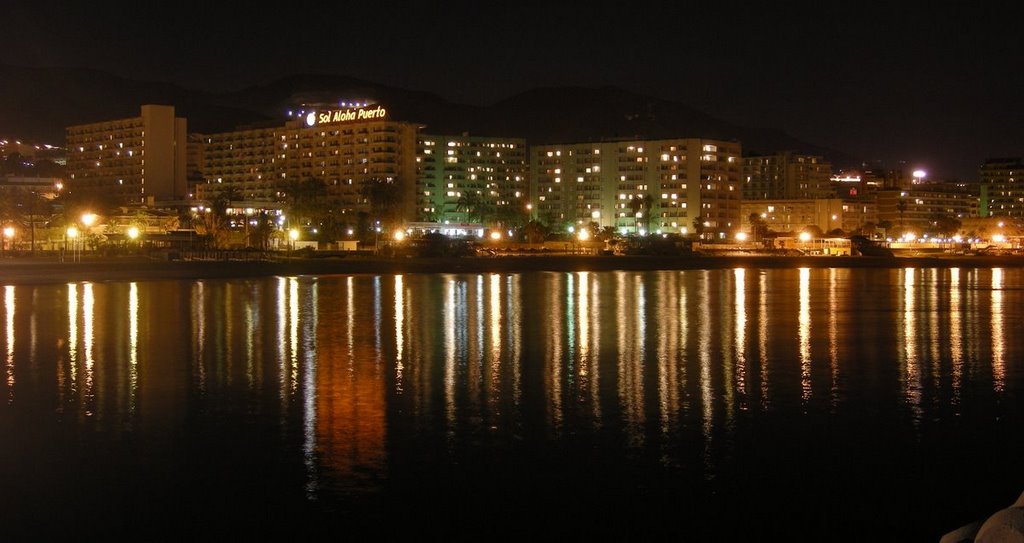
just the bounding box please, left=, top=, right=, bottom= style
left=741, top=198, right=876, bottom=234
left=417, top=135, right=527, bottom=224
left=195, top=125, right=277, bottom=200
left=980, top=157, right=1024, bottom=217
left=197, top=104, right=420, bottom=221
left=530, top=139, right=742, bottom=236
left=877, top=184, right=978, bottom=229
left=743, top=152, right=831, bottom=200
left=66, top=105, right=187, bottom=203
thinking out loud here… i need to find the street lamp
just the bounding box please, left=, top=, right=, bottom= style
left=288, top=228, right=299, bottom=250
left=81, top=213, right=98, bottom=227
left=66, top=226, right=80, bottom=262
left=2, top=226, right=14, bottom=253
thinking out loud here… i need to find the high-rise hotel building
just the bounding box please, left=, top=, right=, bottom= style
left=980, top=157, right=1024, bottom=217
left=530, top=139, right=742, bottom=236
left=742, top=152, right=832, bottom=200
left=197, top=104, right=419, bottom=221
left=66, top=105, right=187, bottom=204
left=417, top=134, right=528, bottom=223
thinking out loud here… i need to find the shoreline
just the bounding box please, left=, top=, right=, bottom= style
left=3, top=254, right=1024, bottom=284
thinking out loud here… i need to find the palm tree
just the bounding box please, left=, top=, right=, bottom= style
left=628, top=194, right=654, bottom=233
left=639, top=194, right=654, bottom=233
left=692, top=215, right=707, bottom=240
left=896, top=198, right=908, bottom=233
left=284, top=177, right=328, bottom=228
left=363, top=178, right=404, bottom=230
left=748, top=212, right=767, bottom=242
left=628, top=197, right=643, bottom=233
left=522, top=219, right=548, bottom=243
left=456, top=191, right=483, bottom=224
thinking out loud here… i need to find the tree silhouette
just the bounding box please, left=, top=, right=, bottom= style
left=364, top=179, right=404, bottom=229
left=748, top=212, right=768, bottom=242
left=283, top=177, right=328, bottom=227
left=456, top=191, right=483, bottom=224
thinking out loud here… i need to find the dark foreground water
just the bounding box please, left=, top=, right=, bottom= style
left=1, top=268, right=1021, bottom=539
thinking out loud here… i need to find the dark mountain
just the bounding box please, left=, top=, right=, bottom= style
left=0, top=64, right=855, bottom=166
left=0, top=64, right=268, bottom=141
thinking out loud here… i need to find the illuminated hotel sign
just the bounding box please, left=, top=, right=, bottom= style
left=305, top=105, right=388, bottom=126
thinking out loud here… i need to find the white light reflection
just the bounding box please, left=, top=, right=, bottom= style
left=245, top=288, right=255, bottom=390
left=758, top=272, right=768, bottom=408
left=548, top=273, right=563, bottom=433
left=303, top=279, right=319, bottom=499
left=902, top=268, right=922, bottom=424
left=928, top=270, right=941, bottom=396
left=444, top=279, right=456, bottom=436
left=799, top=268, right=811, bottom=403
left=277, top=277, right=287, bottom=408
left=290, top=277, right=299, bottom=394
left=68, top=284, right=78, bottom=390
left=658, top=272, right=680, bottom=440
left=586, top=273, right=601, bottom=424
left=83, top=283, right=94, bottom=414
left=991, top=268, right=1004, bottom=392
left=129, top=283, right=138, bottom=415
left=578, top=272, right=589, bottom=373
left=949, top=268, right=962, bottom=406
left=346, top=276, right=355, bottom=363
left=508, top=275, right=522, bottom=409
left=194, top=282, right=207, bottom=395
left=373, top=276, right=382, bottom=364
left=488, top=274, right=500, bottom=412
left=828, top=269, right=839, bottom=410
left=395, top=275, right=405, bottom=393
left=5, top=286, right=14, bottom=403
left=677, top=272, right=689, bottom=413
left=734, top=269, right=746, bottom=401
left=617, top=273, right=645, bottom=447
left=469, top=275, right=483, bottom=412
left=698, top=271, right=713, bottom=472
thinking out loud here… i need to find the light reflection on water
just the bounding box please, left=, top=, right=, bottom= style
left=1, top=269, right=1022, bottom=538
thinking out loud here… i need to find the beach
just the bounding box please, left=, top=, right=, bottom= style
left=2, top=253, right=1024, bottom=285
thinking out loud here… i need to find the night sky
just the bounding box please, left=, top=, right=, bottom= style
left=2, top=2, right=1021, bottom=179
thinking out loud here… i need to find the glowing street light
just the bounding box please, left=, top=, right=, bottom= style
left=288, top=229, right=300, bottom=241
left=912, top=170, right=927, bottom=182
left=81, top=213, right=98, bottom=227
left=489, top=231, right=501, bottom=241
left=66, top=226, right=79, bottom=239
left=394, top=230, right=407, bottom=241
left=578, top=229, right=590, bottom=241
left=735, top=232, right=748, bottom=241
left=992, top=234, right=1007, bottom=243
left=127, top=226, right=140, bottom=240
left=2, top=226, right=14, bottom=252
left=798, top=231, right=812, bottom=242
